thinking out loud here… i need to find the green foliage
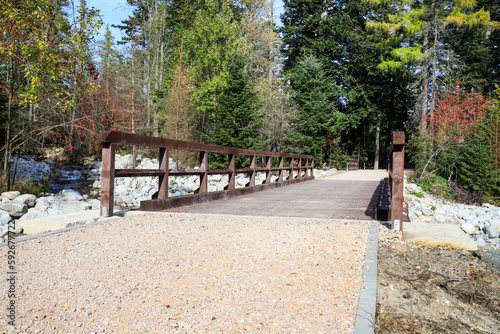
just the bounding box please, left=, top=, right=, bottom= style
left=367, top=0, right=499, bottom=129
left=417, top=175, right=453, bottom=199
left=0, top=176, right=51, bottom=197
left=203, top=56, right=265, bottom=167
left=325, top=141, right=350, bottom=170
left=285, top=55, right=345, bottom=166
left=457, top=122, right=500, bottom=200
left=183, top=0, right=247, bottom=117
left=412, top=192, right=425, bottom=198
left=408, top=84, right=500, bottom=203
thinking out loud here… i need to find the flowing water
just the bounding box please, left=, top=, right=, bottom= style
left=11, top=154, right=92, bottom=195
left=48, top=165, right=92, bottom=194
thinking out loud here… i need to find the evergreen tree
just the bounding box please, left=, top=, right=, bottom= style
left=446, top=0, right=500, bottom=96
left=286, top=55, right=343, bottom=166
left=366, top=0, right=499, bottom=130
left=457, top=122, right=500, bottom=200
left=204, top=56, right=264, bottom=151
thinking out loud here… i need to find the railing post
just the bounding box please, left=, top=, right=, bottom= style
left=199, top=151, right=208, bottom=193
left=298, top=158, right=302, bottom=178
left=227, top=153, right=235, bottom=190
left=158, top=147, right=169, bottom=199
left=290, top=157, right=294, bottom=180
left=390, top=131, right=405, bottom=230
left=279, top=156, right=284, bottom=182
left=265, top=156, right=271, bottom=184
left=100, top=142, right=115, bottom=217
left=249, top=155, right=256, bottom=187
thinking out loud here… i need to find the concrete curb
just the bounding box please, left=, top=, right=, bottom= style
left=354, top=221, right=380, bottom=334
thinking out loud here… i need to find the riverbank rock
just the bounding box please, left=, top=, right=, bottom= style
left=19, top=208, right=48, bottom=221
left=10, top=156, right=52, bottom=181
left=1, top=191, right=21, bottom=200
left=405, top=181, right=500, bottom=252
left=0, top=211, right=12, bottom=226
left=15, top=194, right=37, bottom=207
left=0, top=201, right=28, bottom=218
left=56, top=189, right=84, bottom=202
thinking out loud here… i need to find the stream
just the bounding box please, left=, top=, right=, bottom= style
left=48, top=165, right=92, bottom=194
left=12, top=154, right=93, bottom=195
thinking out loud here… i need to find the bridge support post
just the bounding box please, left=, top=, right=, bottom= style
left=101, top=142, right=115, bottom=217
left=390, top=131, right=405, bottom=230
left=249, top=155, right=256, bottom=187
left=265, top=157, right=272, bottom=184
left=227, top=154, right=235, bottom=190
left=279, top=157, right=284, bottom=182
left=158, top=147, right=169, bottom=199
left=199, top=151, right=208, bottom=193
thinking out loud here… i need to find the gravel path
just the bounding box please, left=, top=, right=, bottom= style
left=1, top=213, right=371, bottom=333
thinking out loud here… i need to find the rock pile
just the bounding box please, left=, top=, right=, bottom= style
left=405, top=182, right=500, bottom=251
left=0, top=189, right=100, bottom=237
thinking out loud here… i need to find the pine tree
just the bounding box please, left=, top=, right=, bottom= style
left=285, top=55, right=343, bottom=166
left=458, top=122, right=500, bottom=200
left=204, top=56, right=264, bottom=151
left=367, top=0, right=499, bottom=130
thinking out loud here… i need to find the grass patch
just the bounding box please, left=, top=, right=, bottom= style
left=0, top=176, right=51, bottom=197
left=417, top=175, right=453, bottom=200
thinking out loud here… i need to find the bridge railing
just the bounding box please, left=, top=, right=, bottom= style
left=388, top=131, right=405, bottom=230
left=99, top=131, right=315, bottom=217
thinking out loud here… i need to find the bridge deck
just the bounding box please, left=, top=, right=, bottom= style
left=166, top=170, right=387, bottom=220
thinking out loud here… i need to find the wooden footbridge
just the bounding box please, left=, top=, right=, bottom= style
left=99, top=131, right=406, bottom=229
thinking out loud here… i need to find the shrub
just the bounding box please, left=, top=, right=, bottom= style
left=417, top=175, right=453, bottom=200
left=0, top=176, right=51, bottom=197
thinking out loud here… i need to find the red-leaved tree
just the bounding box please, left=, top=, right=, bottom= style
left=430, top=81, right=488, bottom=143
left=417, top=81, right=490, bottom=180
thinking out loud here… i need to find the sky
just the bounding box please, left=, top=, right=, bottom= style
left=86, top=0, right=285, bottom=44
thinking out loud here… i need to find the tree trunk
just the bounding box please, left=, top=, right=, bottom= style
left=429, top=0, right=439, bottom=138
left=131, top=57, right=137, bottom=169
left=420, top=28, right=430, bottom=132
left=4, top=90, right=13, bottom=189
left=374, top=114, right=380, bottom=170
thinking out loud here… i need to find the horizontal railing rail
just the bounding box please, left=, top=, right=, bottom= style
left=100, top=131, right=315, bottom=217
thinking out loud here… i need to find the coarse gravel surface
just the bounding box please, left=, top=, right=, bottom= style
left=1, top=212, right=372, bottom=333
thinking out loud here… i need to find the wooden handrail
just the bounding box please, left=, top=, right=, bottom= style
left=100, top=131, right=315, bottom=217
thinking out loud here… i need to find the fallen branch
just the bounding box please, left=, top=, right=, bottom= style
left=444, top=316, right=488, bottom=333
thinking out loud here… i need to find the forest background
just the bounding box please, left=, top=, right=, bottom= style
left=1, top=0, right=499, bottom=203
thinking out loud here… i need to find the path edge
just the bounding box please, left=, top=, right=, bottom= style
left=354, top=221, right=380, bottom=334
